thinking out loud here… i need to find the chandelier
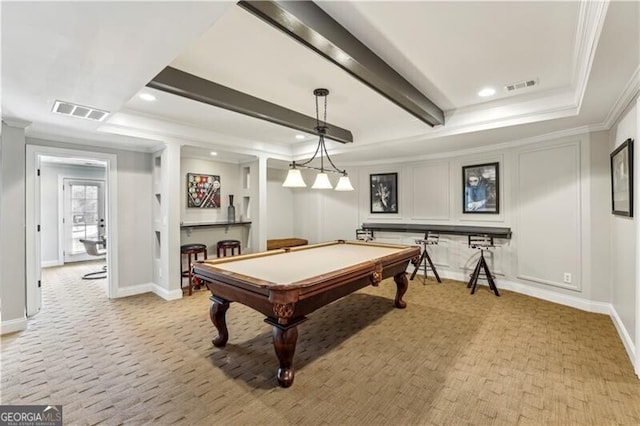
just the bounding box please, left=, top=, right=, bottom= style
left=282, top=88, right=354, bottom=191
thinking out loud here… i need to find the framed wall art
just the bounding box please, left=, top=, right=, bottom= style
left=187, top=173, right=221, bottom=208
left=462, top=162, right=499, bottom=214
left=610, top=138, right=633, bottom=217
left=370, top=173, right=398, bottom=213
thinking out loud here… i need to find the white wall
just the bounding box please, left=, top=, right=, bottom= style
left=610, top=102, right=638, bottom=348
left=292, top=178, right=322, bottom=244
left=0, top=121, right=27, bottom=334
left=40, top=163, right=106, bottom=265
left=116, top=152, right=153, bottom=288
left=589, top=131, right=613, bottom=303
left=266, top=167, right=294, bottom=239
left=320, top=188, right=360, bottom=242
left=265, top=166, right=360, bottom=244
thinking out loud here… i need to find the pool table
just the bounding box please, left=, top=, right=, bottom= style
left=191, top=239, right=420, bottom=387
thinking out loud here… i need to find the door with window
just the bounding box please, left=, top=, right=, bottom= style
left=63, top=179, right=105, bottom=262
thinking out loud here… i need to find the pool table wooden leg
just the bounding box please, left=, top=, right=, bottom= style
left=393, top=273, right=409, bottom=309
left=209, top=296, right=230, bottom=347
left=265, top=318, right=302, bottom=388
left=272, top=324, right=298, bottom=388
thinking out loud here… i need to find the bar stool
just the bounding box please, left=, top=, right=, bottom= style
left=467, top=235, right=500, bottom=296
left=217, top=240, right=241, bottom=257
left=410, top=232, right=442, bottom=284
left=181, top=243, right=207, bottom=296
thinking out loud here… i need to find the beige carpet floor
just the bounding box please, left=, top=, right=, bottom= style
left=2, top=261, right=640, bottom=425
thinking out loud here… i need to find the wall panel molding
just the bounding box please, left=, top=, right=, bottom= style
left=515, top=141, right=582, bottom=291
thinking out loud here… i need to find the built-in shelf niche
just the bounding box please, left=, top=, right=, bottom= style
left=243, top=196, right=250, bottom=220
left=154, top=231, right=161, bottom=260
left=243, top=167, right=250, bottom=190
left=153, top=154, right=162, bottom=269
left=154, top=193, right=162, bottom=219
left=153, top=156, right=162, bottom=188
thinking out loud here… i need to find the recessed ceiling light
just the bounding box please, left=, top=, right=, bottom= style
left=210, top=152, right=218, bottom=156
left=139, top=93, right=156, bottom=101
left=295, top=134, right=305, bottom=140
left=478, top=88, right=496, bottom=98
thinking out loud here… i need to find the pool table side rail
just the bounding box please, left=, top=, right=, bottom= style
left=196, top=240, right=417, bottom=268
left=192, top=240, right=418, bottom=291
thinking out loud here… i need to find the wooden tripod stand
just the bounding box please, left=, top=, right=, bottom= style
left=467, top=235, right=500, bottom=296
left=410, top=233, right=442, bottom=284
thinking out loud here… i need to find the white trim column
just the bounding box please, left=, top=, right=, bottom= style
left=257, top=156, right=268, bottom=252
left=165, top=141, right=182, bottom=298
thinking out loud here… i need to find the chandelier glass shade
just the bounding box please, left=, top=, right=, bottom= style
left=281, top=167, right=306, bottom=187
left=335, top=175, right=355, bottom=191
left=311, top=172, right=332, bottom=189
left=282, top=88, right=354, bottom=191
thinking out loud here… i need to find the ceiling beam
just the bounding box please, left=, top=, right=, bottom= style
left=238, top=0, right=444, bottom=127
left=147, top=66, right=354, bottom=144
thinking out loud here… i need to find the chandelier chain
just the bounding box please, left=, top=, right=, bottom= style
left=323, top=93, right=327, bottom=127
left=292, top=88, right=345, bottom=175
left=315, top=93, right=320, bottom=129
left=315, top=93, right=328, bottom=129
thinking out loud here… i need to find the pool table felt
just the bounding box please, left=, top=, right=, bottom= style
left=197, top=242, right=410, bottom=287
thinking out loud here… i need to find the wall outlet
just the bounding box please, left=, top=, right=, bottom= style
left=563, top=272, right=572, bottom=284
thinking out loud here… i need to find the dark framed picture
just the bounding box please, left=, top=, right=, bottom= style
left=610, top=138, right=633, bottom=217
left=370, top=173, right=398, bottom=213
left=187, top=173, right=221, bottom=208
left=462, top=162, right=499, bottom=214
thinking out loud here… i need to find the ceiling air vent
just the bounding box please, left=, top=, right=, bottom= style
left=52, top=100, right=109, bottom=122
left=504, top=79, right=537, bottom=92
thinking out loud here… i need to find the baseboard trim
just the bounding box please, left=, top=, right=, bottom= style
left=1, top=317, right=28, bottom=336
left=113, top=282, right=183, bottom=301
left=151, top=284, right=183, bottom=301
left=114, top=283, right=153, bottom=298
left=500, top=280, right=611, bottom=314
left=609, top=305, right=637, bottom=374
left=41, top=260, right=62, bottom=268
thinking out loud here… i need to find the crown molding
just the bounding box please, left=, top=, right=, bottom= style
left=573, top=0, right=609, bottom=110
left=603, top=65, right=640, bottom=130
left=2, top=117, right=31, bottom=129
left=342, top=125, right=591, bottom=167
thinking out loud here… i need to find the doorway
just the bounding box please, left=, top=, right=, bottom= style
left=26, top=145, right=119, bottom=317
left=63, top=178, right=106, bottom=263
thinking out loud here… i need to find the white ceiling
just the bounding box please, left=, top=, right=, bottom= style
left=2, top=1, right=639, bottom=167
